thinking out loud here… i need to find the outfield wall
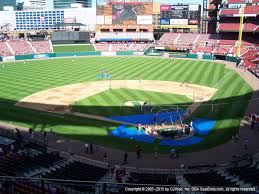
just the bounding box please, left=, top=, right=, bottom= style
left=0, top=51, right=217, bottom=62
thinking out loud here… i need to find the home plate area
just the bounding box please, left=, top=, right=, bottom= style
left=109, top=112, right=216, bottom=146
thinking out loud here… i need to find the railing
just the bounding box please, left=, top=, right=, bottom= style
left=0, top=176, right=257, bottom=194
left=0, top=127, right=45, bottom=148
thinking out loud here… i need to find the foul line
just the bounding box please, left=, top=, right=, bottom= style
left=213, top=70, right=232, bottom=88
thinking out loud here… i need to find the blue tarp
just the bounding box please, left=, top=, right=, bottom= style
left=110, top=125, right=155, bottom=143
left=192, top=118, right=216, bottom=135
left=109, top=111, right=186, bottom=125
left=109, top=113, right=216, bottom=146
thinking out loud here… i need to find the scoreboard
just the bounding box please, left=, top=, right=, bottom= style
left=96, top=0, right=153, bottom=25
left=160, top=4, right=201, bottom=26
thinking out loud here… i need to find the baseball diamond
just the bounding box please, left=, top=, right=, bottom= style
left=0, top=57, right=253, bottom=153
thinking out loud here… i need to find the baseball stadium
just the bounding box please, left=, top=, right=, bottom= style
left=0, top=0, right=258, bottom=193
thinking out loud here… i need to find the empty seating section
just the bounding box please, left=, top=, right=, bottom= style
left=240, top=49, right=259, bottom=78
left=220, top=6, right=259, bottom=16
left=8, top=40, right=35, bottom=55
left=213, top=46, right=232, bottom=55
left=230, top=47, right=250, bottom=55
left=243, top=23, right=258, bottom=31
left=127, top=173, right=177, bottom=185
left=0, top=153, right=63, bottom=176
left=95, top=43, right=148, bottom=52
left=157, top=33, right=255, bottom=55
left=218, top=23, right=238, bottom=32
left=0, top=40, right=51, bottom=56
left=43, top=161, right=107, bottom=181
left=218, top=23, right=258, bottom=32
left=31, top=41, right=51, bottom=54
left=184, top=171, right=237, bottom=187
left=176, top=34, right=198, bottom=46
left=192, top=47, right=214, bottom=53
left=244, top=5, right=259, bottom=14
left=227, top=164, right=259, bottom=186
left=195, top=34, right=219, bottom=47
left=0, top=42, right=12, bottom=56
left=0, top=150, right=108, bottom=193
left=95, top=32, right=154, bottom=41
left=242, top=50, right=257, bottom=57
left=220, top=9, right=239, bottom=16
left=8, top=182, right=48, bottom=194
left=219, top=39, right=237, bottom=45
left=158, top=33, right=179, bottom=46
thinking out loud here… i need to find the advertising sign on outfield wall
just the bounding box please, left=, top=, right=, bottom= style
left=137, top=15, right=153, bottom=24
left=189, top=19, right=198, bottom=25
left=160, top=5, right=171, bottom=11
left=101, top=52, right=117, bottom=56
left=160, top=18, right=170, bottom=25
left=33, top=54, right=49, bottom=59
left=170, top=19, right=188, bottom=25
left=2, top=56, right=15, bottom=62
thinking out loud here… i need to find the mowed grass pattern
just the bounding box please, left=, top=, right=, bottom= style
left=73, top=88, right=192, bottom=116
left=53, top=44, right=95, bottom=52
left=0, top=57, right=253, bottom=153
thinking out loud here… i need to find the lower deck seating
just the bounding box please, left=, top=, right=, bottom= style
left=0, top=42, right=12, bottom=56
left=227, top=164, right=259, bottom=186
left=127, top=173, right=177, bottom=185
left=95, top=43, right=148, bottom=52
left=184, top=171, right=238, bottom=187
left=43, top=161, right=107, bottom=181
left=0, top=152, right=63, bottom=176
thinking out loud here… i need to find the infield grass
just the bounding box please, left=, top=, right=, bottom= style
left=73, top=88, right=192, bottom=116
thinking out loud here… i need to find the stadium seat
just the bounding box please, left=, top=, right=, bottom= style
left=244, top=5, right=259, bottom=15
left=8, top=39, right=35, bottom=55
left=157, top=33, right=180, bottom=46
left=95, top=42, right=148, bottom=52
left=0, top=41, right=13, bottom=56
left=176, top=33, right=199, bottom=48
left=43, top=161, right=108, bottom=181
left=227, top=163, right=259, bottom=186
left=184, top=171, right=238, bottom=187
left=219, top=8, right=239, bottom=16
left=218, top=23, right=258, bottom=32
left=191, top=47, right=214, bottom=53
left=127, top=172, right=177, bottom=185
left=31, top=41, right=51, bottom=54
left=218, top=39, right=237, bottom=46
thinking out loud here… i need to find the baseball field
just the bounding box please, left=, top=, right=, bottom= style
left=0, top=57, right=253, bottom=153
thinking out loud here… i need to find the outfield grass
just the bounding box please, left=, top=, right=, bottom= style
left=0, top=57, right=253, bottom=153
left=53, top=44, right=95, bottom=52
left=73, top=88, right=192, bottom=117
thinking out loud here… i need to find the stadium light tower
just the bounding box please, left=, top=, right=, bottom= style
left=237, top=5, right=245, bottom=58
